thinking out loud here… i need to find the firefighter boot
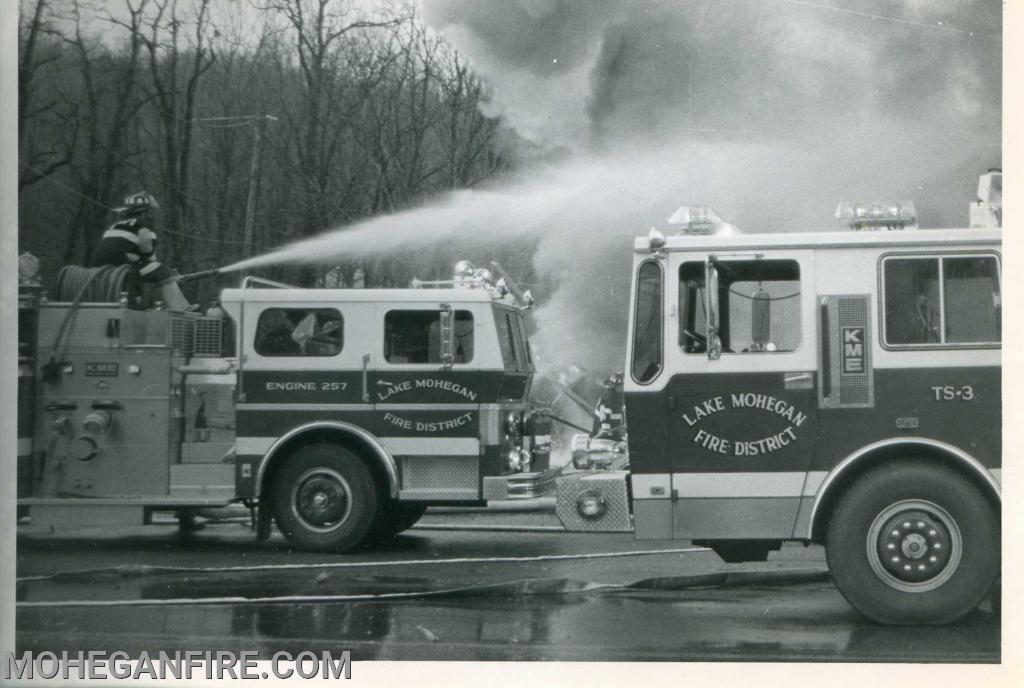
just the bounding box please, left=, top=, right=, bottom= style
left=157, top=277, right=191, bottom=311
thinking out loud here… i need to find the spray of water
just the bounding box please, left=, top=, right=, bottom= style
left=222, top=0, right=1001, bottom=375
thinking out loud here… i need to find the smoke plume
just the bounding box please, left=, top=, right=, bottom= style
left=419, top=0, right=1001, bottom=373
left=228, top=1, right=1001, bottom=376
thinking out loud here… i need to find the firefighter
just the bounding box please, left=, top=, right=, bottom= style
left=591, top=371, right=625, bottom=441
left=90, top=191, right=190, bottom=310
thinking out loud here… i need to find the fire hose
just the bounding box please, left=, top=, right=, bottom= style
left=540, top=411, right=592, bottom=434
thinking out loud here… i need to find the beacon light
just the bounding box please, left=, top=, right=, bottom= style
left=666, top=205, right=739, bottom=236
left=835, top=201, right=917, bottom=230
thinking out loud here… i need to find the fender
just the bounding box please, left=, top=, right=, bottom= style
left=254, top=421, right=399, bottom=499
left=806, top=436, right=1001, bottom=540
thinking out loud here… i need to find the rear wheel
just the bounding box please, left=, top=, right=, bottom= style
left=826, top=461, right=999, bottom=625
left=270, top=443, right=381, bottom=552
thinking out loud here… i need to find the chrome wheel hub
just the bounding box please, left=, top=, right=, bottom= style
left=291, top=468, right=353, bottom=533
left=867, top=500, right=962, bottom=593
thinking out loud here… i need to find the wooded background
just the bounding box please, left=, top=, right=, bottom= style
left=18, top=0, right=532, bottom=303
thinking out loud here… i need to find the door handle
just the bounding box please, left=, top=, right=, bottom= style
left=784, top=372, right=813, bottom=390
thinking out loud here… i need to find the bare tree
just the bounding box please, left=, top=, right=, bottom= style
left=17, top=0, right=514, bottom=289
left=57, top=0, right=153, bottom=263
left=18, top=0, right=77, bottom=191
left=266, top=1, right=401, bottom=246
left=130, top=0, right=217, bottom=268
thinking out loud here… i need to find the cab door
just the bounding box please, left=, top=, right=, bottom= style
left=666, top=251, right=818, bottom=539
left=370, top=302, right=487, bottom=502
left=231, top=296, right=375, bottom=497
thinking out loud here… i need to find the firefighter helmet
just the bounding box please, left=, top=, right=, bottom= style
left=116, top=191, right=160, bottom=216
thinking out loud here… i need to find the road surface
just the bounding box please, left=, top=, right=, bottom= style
left=16, top=510, right=999, bottom=663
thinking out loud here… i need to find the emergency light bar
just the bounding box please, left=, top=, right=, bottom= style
left=835, top=200, right=917, bottom=231
left=667, top=205, right=738, bottom=236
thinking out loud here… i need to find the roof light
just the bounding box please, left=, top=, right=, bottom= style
left=647, top=228, right=666, bottom=251
left=667, top=205, right=739, bottom=236
left=835, top=201, right=917, bottom=231
left=970, top=170, right=1001, bottom=228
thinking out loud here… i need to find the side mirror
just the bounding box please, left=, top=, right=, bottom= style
left=704, top=260, right=722, bottom=360
left=439, top=303, right=455, bottom=369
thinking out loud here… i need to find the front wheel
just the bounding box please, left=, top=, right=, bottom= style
left=270, top=443, right=381, bottom=552
left=826, top=461, right=999, bottom=625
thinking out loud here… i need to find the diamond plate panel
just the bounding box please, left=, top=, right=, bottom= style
left=401, top=456, right=478, bottom=497
left=556, top=471, right=632, bottom=532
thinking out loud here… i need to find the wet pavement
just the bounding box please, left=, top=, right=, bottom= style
left=16, top=512, right=1000, bottom=662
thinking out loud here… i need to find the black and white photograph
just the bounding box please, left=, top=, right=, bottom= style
left=1, top=0, right=1019, bottom=683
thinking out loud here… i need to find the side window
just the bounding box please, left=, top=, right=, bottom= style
left=631, top=261, right=663, bottom=383
left=679, top=259, right=801, bottom=354
left=385, top=310, right=474, bottom=364
left=516, top=313, right=534, bottom=367
left=883, top=255, right=1000, bottom=346
left=255, top=308, right=343, bottom=357
left=495, top=311, right=517, bottom=367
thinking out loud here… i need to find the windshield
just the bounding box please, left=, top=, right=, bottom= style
left=494, top=308, right=533, bottom=372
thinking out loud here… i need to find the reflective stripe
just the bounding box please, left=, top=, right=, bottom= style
left=635, top=471, right=829, bottom=499
left=137, top=228, right=156, bottom=252
left=802, top=471, right=827, bottom=496
left=236, top=437, right=273, bottom=455
left=237, top=435, right=480, bottom=457
left=382, top=437, right=479, bottom=456
left=632, top=473, right=671, bottom=499
left=102, top=229, right=139, bottom=243
left=17, top=438, right=32, bottom=455
left=237, top=403, right=374, bottom=412
left=138, top=260, right=162, bottom=276
left=989, top=468, right=1001, bottom=486
left=377, top=403, right=479, bottom=411
left=672, top=471, right=808, bottom=498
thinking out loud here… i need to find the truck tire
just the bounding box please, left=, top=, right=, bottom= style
left=270, top=443, right=381, bottom=552
left=390, top=503, right=427, bottom=533
left=825, top=461, right=999, bottom=625
left=368, top=502, right=428, bottom=543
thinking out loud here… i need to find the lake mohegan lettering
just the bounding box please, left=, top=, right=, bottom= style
left=377, top=379, right=478, bottom=402
left=682, top=392, right=807, bottom=456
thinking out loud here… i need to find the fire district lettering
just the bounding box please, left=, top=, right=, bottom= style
left=383, top=411, right=473, bottom=432
left=377, top=379, right=478, bottom=402
left=682, top=393, right=807, bottom=457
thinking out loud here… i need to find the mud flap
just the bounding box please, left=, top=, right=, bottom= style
left=255, top=502, right=273, bottom=541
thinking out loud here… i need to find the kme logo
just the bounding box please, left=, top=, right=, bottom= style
left=842, top=326, right=865, bottom=374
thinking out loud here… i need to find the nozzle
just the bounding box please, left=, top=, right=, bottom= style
left=178, top=268, right=222, bottom=283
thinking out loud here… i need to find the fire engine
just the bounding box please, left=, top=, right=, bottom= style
left=17, top=259, right=554, bottom=552
left=559, top=171, right=1003, bottom=624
